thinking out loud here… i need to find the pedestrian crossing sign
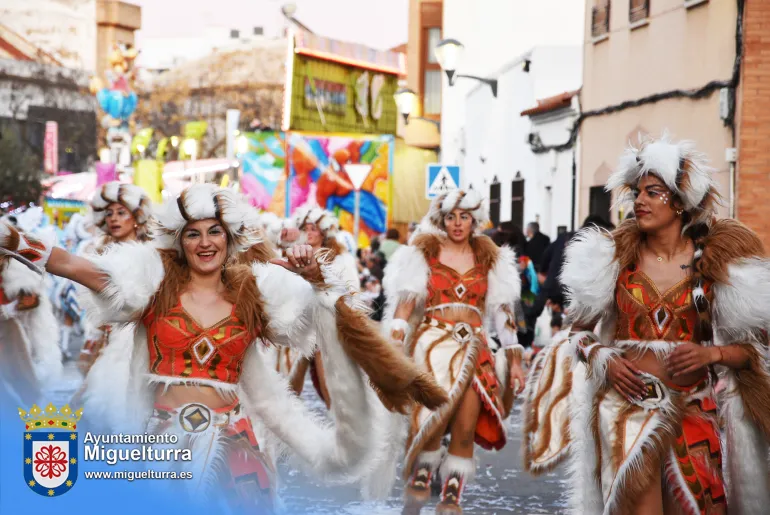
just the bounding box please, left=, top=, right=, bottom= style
left=426, top=164, right=461, bottom=200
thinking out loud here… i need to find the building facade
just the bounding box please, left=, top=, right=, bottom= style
left=578, top=0, right=737, bottom=224
left=522, top=90, right=581, bottom=237
left=736, top=0, right=770, bottom=244
left=462, top=46, right=582, bottom=235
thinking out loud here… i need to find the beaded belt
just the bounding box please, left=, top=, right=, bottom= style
left=423, top=316, right=482, bottom=344
left=152, top=402, right=243, bottom=434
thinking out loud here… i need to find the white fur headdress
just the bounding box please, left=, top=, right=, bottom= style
left=424, top=189, right=488, bottom=231
left=606, top=133, right=720, bottom=226
left=150, top=184, right=261, bottom=257
left=90, top=182, right=152, bottom=237
left=293, top=206, right=340, bottom=238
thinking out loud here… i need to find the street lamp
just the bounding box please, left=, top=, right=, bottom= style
left=393, top=87, right=418, bottom=124
left=435, top=38, right=498, bottom=97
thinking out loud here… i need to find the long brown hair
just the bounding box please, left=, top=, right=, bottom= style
left=149, top=249, right=270, bottom=342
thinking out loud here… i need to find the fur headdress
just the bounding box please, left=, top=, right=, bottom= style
left=293, top=207, right=340, bottom=238
left=90, top=182, right=152, bottom=238
left=150, top=184, right=261, bottom=258
left=424, top=189, right=488, bottom=232
left=605, top=133, right=721, bottom=227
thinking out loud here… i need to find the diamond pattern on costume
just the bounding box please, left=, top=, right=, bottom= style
left=144, top=302, right=252, bottom=384
left=426, top=258, right=488, bottom=309
left=615, top=266, right=711, bottom=342
left=193, top=337, right=215, bottom=365
left=179, top=404, right=211, bottom=432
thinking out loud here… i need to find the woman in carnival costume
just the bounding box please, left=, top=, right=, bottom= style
left=0, top=223, right=61, bottom=406
left=74, top=182, right=152, bottom=374
left=523, top=134, right=770, bottom=514
left=0, top=184, right=447, bottom=512
left=382, top=190, right=526, bottom=514
left=291, top=206, right=360, bottom=406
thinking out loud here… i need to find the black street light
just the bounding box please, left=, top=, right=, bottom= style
left=435, top=39, right=498, bottom=97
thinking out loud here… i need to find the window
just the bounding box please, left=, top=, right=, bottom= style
left=490, top=182, right=501, bottom=227
left=591, top=1, right=610, bottom=38
left=253, top=26, right=264, bottom=36
left=589, top=186, right=611, bottom=224
left=230, top=29, right=240, bottom=39
left=511, top=180, right=525, bottom=229
left=423, top=70, right=442, bottom=115
left=630, top=0, right=649, bottom=23
left=426, top=27, right=441, bottom=64
left=420, top=3, right=442, bottom=119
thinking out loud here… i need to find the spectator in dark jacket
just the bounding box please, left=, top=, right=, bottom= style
left=524, top=215, right=615, bottom=334
left=524, top=222, right=551, bottom=271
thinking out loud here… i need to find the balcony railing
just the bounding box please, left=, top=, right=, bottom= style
left=630, top=0, right=650, bottom=23
left=592, top=2, right=611, bottom=38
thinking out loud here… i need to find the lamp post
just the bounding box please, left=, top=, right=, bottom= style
left=345, top=163, right=372, bottom=247
left=435, top=38, right=498, bottom=97
left=393, top=87, right=418, bottom=124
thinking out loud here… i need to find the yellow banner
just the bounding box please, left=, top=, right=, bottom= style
left=133, top=159, right=163, bottom=203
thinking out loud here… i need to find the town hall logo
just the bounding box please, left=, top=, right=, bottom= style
left=19, top=403, right=82, bottom=497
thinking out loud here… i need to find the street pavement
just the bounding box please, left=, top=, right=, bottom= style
left=49, top=360, right=569, bottom=515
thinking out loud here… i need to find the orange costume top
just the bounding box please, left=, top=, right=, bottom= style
left=425, top=256, right=489, bottom=317
left=143, top=300, right=254, bottom=385
left=614, top=265, right=711, bottom=343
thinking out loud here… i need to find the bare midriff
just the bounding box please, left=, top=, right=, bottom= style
left=154, top=384, right=236, bottom=409
left=426, top=305, right=483, bottom=327
left=624, top=347, right=707, bottom=388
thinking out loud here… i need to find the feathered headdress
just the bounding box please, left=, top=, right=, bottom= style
left=90, top=182, right=152, bottom=239
left=424, top=189, right=489, bottom=232
left=606, top=133, right=721, bottom=227
left=293, top=207, right=340, bottom=238
left=150, top=184, right=261, bottom=258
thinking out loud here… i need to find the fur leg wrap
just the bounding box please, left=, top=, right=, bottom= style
left=438, top=454, right=475, bottom=507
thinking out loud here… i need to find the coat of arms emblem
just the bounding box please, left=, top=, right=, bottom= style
left=19, top=403, right=82, bottom=497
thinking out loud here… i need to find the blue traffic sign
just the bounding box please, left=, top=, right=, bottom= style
left=426, top=164, right=461, bottom=200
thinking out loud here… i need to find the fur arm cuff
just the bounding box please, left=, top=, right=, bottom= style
left=570, top=331, right=621, bottom=383
left=0, top=224, right=56, bottom=268
left=78, top=243, right=164, bottom=326
left=387, top=318, right=410, bottom=343
left=493, top=308, right=521, bottom=349
left=713, top=258, right=770, bottom=346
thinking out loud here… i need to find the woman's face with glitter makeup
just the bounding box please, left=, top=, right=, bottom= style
left=632, top=174, right=684, bottom=233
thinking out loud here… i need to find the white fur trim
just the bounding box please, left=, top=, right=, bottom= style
left=333, top=252, right=360, bottom=292
left=237, top=303, right=379, bottom=481
left=566, top=363, right=604, bottom=514
left=1, top=260, right=62, bottom=384
left=572, top=330, right=621, bottom=386
left=439, top=454, right=476, bottom=484
left=78, top=242, right=165, bottom=326
left=430, top=189, right=488, bottom=228
left=83, top=323, right=152, bottom=432
left=606, top=133, right=717, bottom=217
left=561, top=227, right=618, bottom=325
left=720, top=372, right=770, bottom=514
left=613, top=339, right=682, bottom=361
left=252, top=262, right=317, bottom=356
left=381, top=244, right=430, bottom=327
left=151, top=184, right=261, bottom=257
left=664, top=448, right=702, bottom=515
left=486, top=245, right=522, bottom=349
left=712, top=258, right=770, bottom=345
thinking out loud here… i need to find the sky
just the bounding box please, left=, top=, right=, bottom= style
left=130, top=0, right=410, bottom=51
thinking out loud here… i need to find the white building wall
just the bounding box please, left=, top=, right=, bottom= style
left=463, top=46, right=582, bottom=234
left=441, top=0, right=585, bottom=170
left=529, top=104, right=580, bottom=238
left=0, top=0, right=98, bottom=72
